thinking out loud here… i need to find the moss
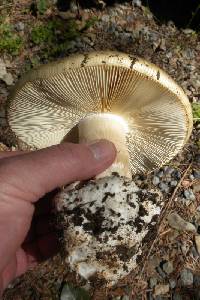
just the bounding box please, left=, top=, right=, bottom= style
left=0, top=20, right=23, bottom=55
left=192, top=103, right=200, bottom=123
left=30, top=17, right=97, bottom=60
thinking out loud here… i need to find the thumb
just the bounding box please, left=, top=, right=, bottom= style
left=0, top=140, right=116, bottom=203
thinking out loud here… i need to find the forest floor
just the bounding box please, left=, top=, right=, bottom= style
left=0, top=0, right=200, bottom=299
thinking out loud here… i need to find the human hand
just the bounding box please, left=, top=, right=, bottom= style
left=0, top=140, right=116, bottom=294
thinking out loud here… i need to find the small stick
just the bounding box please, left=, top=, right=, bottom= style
left=140, top=162, right=192, bottom=275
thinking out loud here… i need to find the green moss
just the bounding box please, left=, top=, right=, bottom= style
left=37, top=0, right=48, bottom=15
left=30, top=17, right=97, bottom=59
left=192, top=103, right=200, bottom=122
left=0, top=21, right=23, bottom=55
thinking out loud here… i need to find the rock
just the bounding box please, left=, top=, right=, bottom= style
left=173, top=293, right=182, bottom=300
left=193, top=170, right=200, bottom=179
left=101, top=14, right=110, bottom=22
left=159, top=182, right=169, bottom=193
left=180, top=269, right=193, bottom=286
left=195, top=235, right=200, bottom=255
left=170, top=180, right=178, bottom=187
left=0, top=59, right=14, bottom=86
left=121, top=296, right=130, bottom=300
left=169, top=279, right=176, bottom=289
left=132, top=0, right=142, bottom=7
left=153, top=176, right=160, bottom=185
left=60, top=284, right=90, bottom=300
left=149, top=277, right=157, bottom=288
left=157, top=171, right=164, bottom=178
left=162, top=261, right=173, bottom=274
left=184, top=189, right=196, bottom=201
left=15, top=22, right=25, bottom=31
left=154, top=284, right=169, bottom=296
left=173, top=170, right=181, bottom=179
left=167, top=212, right=197, bottom=233
left=193, top=182, right=200, bottom=194
left=190, top=246, right=199, bottom=258
left=156, top=266, right=166, bottom=278
left=194, top=274, right=200, bottom=287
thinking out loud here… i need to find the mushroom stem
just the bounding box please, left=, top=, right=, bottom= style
left=78, top=113, right=131, bottom=179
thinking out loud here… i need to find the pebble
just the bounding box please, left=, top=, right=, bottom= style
left=156, top=266, right=166, bottom=278
left=180, top=269, right=193, bottom=286
left=193, top=183, right=200, bottom=193
left=170, top=180, right=178, bottom=187
left=167, top=212, right=197, bottom=233
left=149, top=277, right=157, bottom=288
left=173, top=293, right=182, bottom=300
left=157, top=171, right=164, bottom=178
left=190, top=246, right=199, bottom=258
left=162, top=261, right=174, bottom=274
left=184, top=189, right=196, bottom=201
left=159, top=182, right=169, bottom=193
left=193, top=170, right=200, bottom=179
left=101, top=14, right=110, bottom=22
left=194, top=274, right=200, bottom=287
left=169, top=279, right=176, bottom=289
left=154, top=284, right=169, bottom=296
left=153, top=176, right=160, bottom=185
left=195, top=235, right=200, bottom=255
left=15, top=21, right=25, bottom=31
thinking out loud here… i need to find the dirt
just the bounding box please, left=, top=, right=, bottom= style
left=0, top=0, right=200, bottom=299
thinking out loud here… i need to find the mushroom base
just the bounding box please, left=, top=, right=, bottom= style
left=55, top=174, right=162, bottom=286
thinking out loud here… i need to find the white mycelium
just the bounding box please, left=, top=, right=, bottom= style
left=56, top=175, right=161, bottom=286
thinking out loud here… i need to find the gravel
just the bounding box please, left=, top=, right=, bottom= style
left=184, top=189, right=196, bottom=201
left=158, top=182, right=169, bottom=193
left=193, top=170, right=200, bottom=179
left=180, top=269, right=194, bottom=286
left=167, top=212, right=197, bottom=233
left=162, top=261, right=174, bottom=275
left=153, top=176, right=160, bottom=185
left=169, top=279, right=176, bottom=289
left=149, top=277, right=158, bottom=288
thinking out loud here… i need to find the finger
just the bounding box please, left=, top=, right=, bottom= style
left=1, top=248, right=28, bottom=291
left=0, top=140, right=116, bottom=203
left=0, top=150, right=29, bottom=159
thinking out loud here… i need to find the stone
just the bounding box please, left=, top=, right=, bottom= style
left=156, top=266, right=166, bottom=278
left=169, top=279, right=176, bottom=289
left=121, top=296, right=130, bottom=300
left=167, top=213, right=197, bottom=233
left=193, top=170, right=200, bottom=179
left=170, top=180, right=178, bottom=187
left=194, top=274, right=200, bottom=287
left=15, top=21, right=25, bottom=31
left=180, top=269, right=193, bottom=286
left=173, top=293, right=182, bottom=300
left=0, top=59, right=14, bottom=85
left=149, top=277, right=157, bottom=288
left=159, top=182, right=169, bottom=193
left=193, top=183, right=200, bottom=194
left=157, top=171, right=164, bottom=178
left=153, top=176, right=160, bottom=185
left=162, top=261, right=174, bottom=274
left=184, top=189, right=196, bottom=201
left=195, top=235, right=200, bottom=255
left=153, top=284, right=169, bottom=296
left=132, top=0, right=142, bottom=6
left=101, top=15, right=110, bottom=22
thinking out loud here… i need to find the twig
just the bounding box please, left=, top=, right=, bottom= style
left=140, top=162, right=192, bottom=275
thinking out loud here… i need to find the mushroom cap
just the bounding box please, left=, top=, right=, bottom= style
left=8, top=51, right=193, bottom=174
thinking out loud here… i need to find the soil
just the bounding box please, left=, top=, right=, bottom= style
left=0, top=1, right=200, bottom=299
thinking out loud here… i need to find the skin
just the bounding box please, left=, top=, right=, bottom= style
left=0, top=140, right=116, bottom=295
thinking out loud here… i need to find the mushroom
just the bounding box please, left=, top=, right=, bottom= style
left=7, top=51, right=192, bottom=286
